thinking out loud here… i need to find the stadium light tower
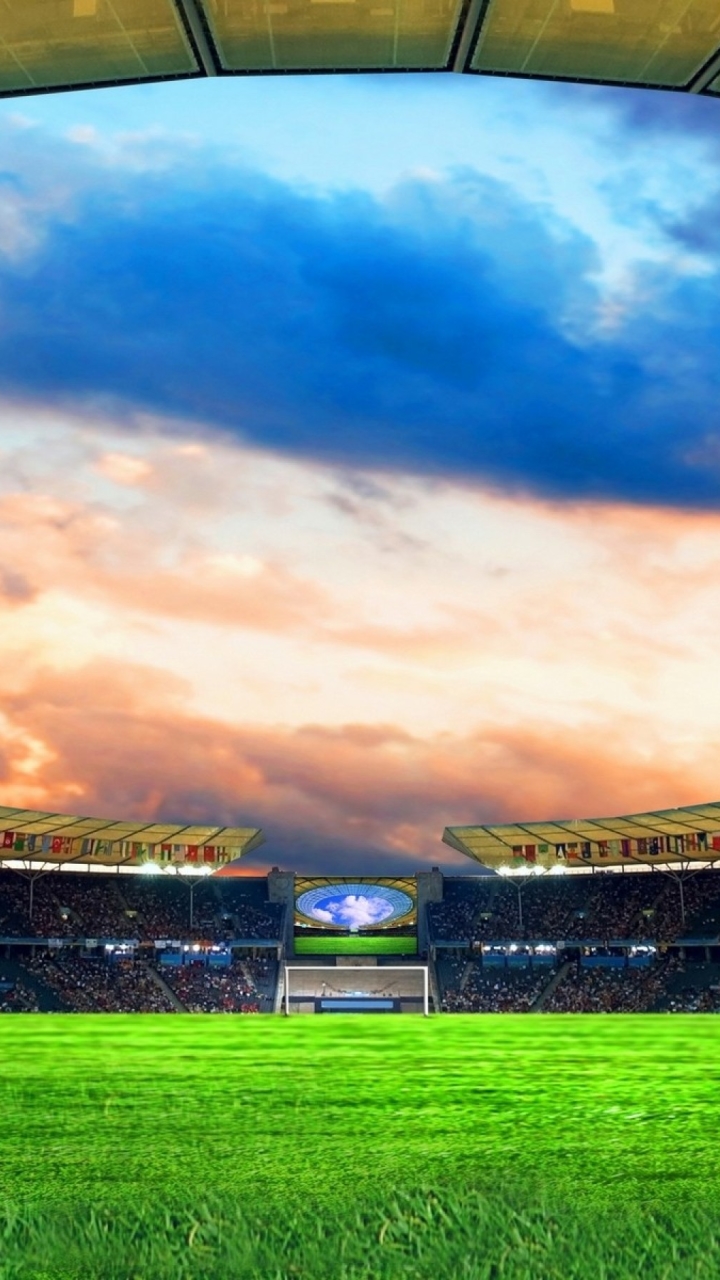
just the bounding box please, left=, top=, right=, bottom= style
left=497, top=863, right=547, bottom=932
left=174, top=863, right=214, bottom=927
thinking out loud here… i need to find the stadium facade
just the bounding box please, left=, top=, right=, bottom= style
left=3, top=1, right=720, bottom=101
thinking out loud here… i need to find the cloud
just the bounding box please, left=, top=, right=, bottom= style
left=1, top=123, right=720, bottom=507
left=0, top=487, right=333, bottom=635
left=95, top=452, right=153, bottom=485
left=0, top=565, right=36, bottom=604
left=0, top=657, right=718, bottom=875
left=584, top=86, right=720, bottom=154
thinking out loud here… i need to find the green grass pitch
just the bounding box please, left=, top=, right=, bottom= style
left=1, top=1013, right=720, bottom=1278
left=294, top=933, right=415, bottom=954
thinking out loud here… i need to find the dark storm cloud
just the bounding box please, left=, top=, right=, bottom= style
left=1, top=135, right=720, bottom=506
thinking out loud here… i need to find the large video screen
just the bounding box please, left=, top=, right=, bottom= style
left=294, top=877, right=417, bottom=954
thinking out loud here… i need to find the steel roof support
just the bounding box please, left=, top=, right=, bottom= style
left=451, top=0, right=487, bottom=73
left=173, top=0, right=220, bottom=76
left=688, top=47, right=720, bottom=93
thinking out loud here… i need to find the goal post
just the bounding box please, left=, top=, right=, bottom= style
left=284, top=965, right=429, bottom=1015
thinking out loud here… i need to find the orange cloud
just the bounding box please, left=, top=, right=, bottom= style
left=0, top=658, right=717, bottom=875
left=4, top=416, right=720, bottom=751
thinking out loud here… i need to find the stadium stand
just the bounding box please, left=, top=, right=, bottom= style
left=427, top=870, right=720, bottom=946
left=441, top=964, right=548, bottom=1012
left=21, top=953, right=176, bottom=1013
left=147, top=955, right=275, bottom=1013
left=0, top=870, right=283, bottom=943
left=0, top=974, right=40, bottom=1013
left=3, top=866, right=720, bottom=1013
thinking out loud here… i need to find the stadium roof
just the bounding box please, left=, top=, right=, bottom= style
left=3, top=1, right=720, bottom=101
left=0, top=804, right=264, bottom=868
left=443, top=800, right=720, bottom=870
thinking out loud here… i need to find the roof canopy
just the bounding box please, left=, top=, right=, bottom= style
left=443, top=801, right=720, bottom=871
left=2, top=1, right=719, bottom=100
left=0, top=805, right=263, bottom=868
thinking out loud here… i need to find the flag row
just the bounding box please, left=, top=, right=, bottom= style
left=511, top=832, right=720, bottom=862
left=0, top=832, right=233, bottom=864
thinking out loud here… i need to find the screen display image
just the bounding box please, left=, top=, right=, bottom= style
left=294, top=878, right=417, bottom=954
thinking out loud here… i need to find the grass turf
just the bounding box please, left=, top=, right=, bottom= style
left=1, top=1013, right=719, bottom=1277
left=293, top=935, right=415, bottom=954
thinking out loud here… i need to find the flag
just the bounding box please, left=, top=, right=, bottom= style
left=581, top=843, right=592, bottom=859
left=621, top=840, right=631, bottom=857
left=13, top=835, right=25, bottom=852
left=523, top=845, right=536, bottom=863
left=2, top=832, right=14, bottom=848
left=186, top=846, right=199, bottom=862
left=203, top=846, right=216, bottom=864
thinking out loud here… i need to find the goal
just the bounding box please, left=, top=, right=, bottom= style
left=284, top=965, right=429, bottom=1015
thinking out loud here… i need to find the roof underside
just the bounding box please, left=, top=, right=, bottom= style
left=444, top=801, right=720, bottom=870
left=2, top=1, right=720, bottom=100
left=0, top=804, right=264, bottom=867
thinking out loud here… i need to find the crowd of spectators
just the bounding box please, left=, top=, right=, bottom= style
left=0, top=975, right=40, bottom=1012
left=663, top=987, right=720, bottom=1012
left=441, top=965, right=548, bottom=1012
left=230, top=901, right=283, bottom=940
left=543, top=956, right=681, bottom=1013
left=117, top=878, right=218, bottom=940
left=435, top=950, right=720, bottom=1014
left=0, top=871, right=284, bottom=944
left=9, top=951, right=276, bottom=1013
left=0, top=873, right=81, bottom=939
left=22, top=952, right=176, bottom=1012
left=428, top=871, right=720, bottom=946
left=5, top=945, right=720, bottom=1014
left=7, top=868, right=720, bottom=949
left=151, top=958, right=261, bottom=1013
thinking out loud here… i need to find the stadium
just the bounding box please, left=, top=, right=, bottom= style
left=4, top=798, right=720, bottom=1016
left=4, top=797, right=720, bottom=1272
left=2, top=6, right=720, bottom=1278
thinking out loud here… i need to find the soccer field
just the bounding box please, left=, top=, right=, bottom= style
left=2, top=1014, right=719, bottom=1278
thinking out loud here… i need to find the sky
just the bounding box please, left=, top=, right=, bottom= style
left=0, top=73, right=719, bottom=876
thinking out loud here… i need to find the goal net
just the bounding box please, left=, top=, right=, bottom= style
left=284, top=965, right=429, bottom=1015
